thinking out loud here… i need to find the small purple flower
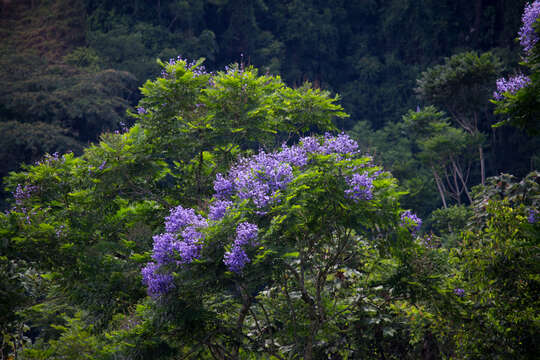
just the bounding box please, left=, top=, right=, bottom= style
left=177, top=226, right=203, bottom=263
left=98, top=160, right=107, bottom=171
left=299, top=136, right=322, bottom=153
left=214, top=173, right=235, bottom=199
left=493, top=74, right=531, bottom=100
left=151, top=233, right=178, bottom=265
left=400, top=210, right=422, bottom=235
left=453, top=288, right=465, bottom=297
left=223, top=222, right=259, bottom=273
left=234, top=222, right=258, bottom=247
left=56, top=225, right=65, bottom=238
left=165, top=205, right=206, bottom=233
left=274, top=144, right=308, bottom=167
left=209, top=200, right=233, bottom=221
left=226, top=152, right=293, bottom=208
left=345, top=173, right=374, bottom=201
left=137, top=106, right=147, bottom=115
left=321, top=133, right=359, bottom=155
left=160, top=56, right=207, bottom=78
left=422, top=234, right=436, bottom=248
left=528, top=208, right=536, bottom=224
left=13, top=184, right=38, bottom=207
left=141, top=262, right=174, bottom=298
left=224, top=246, right=250, bottom=273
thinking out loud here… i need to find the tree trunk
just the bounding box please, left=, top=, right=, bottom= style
left=478, top=144, right=485, bottom=185
left=452, top=159, right=473, bottom=204
left=432, top=167, right=447, bottom=208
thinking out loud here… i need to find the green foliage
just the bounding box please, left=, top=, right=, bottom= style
left=416, top=52, right=501, bottom=123
left=21, top=312, right=117, bottom=360
left=134, top=59, right=344, bottom=204
left=426, top=205, right=472, bottom=247
left=447, top=172, right=540, bottom=358
left=2, top=127, right=172, bottom=331
left=349, top=120, right=440, bottom=217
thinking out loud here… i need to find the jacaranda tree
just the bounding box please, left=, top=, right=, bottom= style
left=141, top=133, right=421, bottom=359
left=0, top=59, right=347, bottom=359
left=493, top=0, right=540, bottom=135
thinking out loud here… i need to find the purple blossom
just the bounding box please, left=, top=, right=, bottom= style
left=223, top=222, right=258, bottom=273
left=177, top=227, right=203, bottom=263
left=143, top=205, right=208, bottom=296
left=56, top=225, right=65, bottom=238
left=400, top=210, right=422, bottom=235
left=453, top=288, right=465, bottom=297
left=274, top=144, right=308, bottom=167
left=35, top=152, right=63, bottom=165
left=228, top=152, right=293, bottom=208
left=223, top=246, right=250, bottom=273
left=298, top=133, right=359, bottom=156
left=299, top=136, right=322, bottom=153
left=165, top=205, right=207, bottom=233
left=214, top=173, right=234, bottom=199
left=212, top=134, right=366, bottom=210
left=14, top=184, right=38, bottom=206
left=209, top=199, right=233, bottom=221
left=345, top=173, right=374, bottom=201
left=519, top=1, right=540, bottom=55
left=137, top=106, right=147, bottom=115
left=141, top=262, right=174, bottom=298
left=161, top=56, right=207, bottom=78
left=151, top=233, right=178, bottom=265
left=234, top=222, right=258, bottom=247
left=321, top=133, right=359, bottom=155
left=98, top=160, right=107, bottom=171
left=493, top=74, right=531, bottom=100
left=422, top=234, right=437, bottom=248
left=528, top=208, right=536, bottom=223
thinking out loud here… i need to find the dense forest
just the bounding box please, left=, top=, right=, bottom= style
left=0, top=0, right=538, bottom=359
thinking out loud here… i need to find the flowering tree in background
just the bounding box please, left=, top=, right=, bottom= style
left=493, top=0, right=540, bottom=134
left=142, top=134, right=419, bottom=359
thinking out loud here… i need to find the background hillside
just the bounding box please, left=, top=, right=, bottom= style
left=1, top=1, right=538, bottom=209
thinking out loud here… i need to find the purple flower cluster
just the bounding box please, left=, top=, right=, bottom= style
left=142, top=205, right=208, bottom=297
left=345, top=173, right=374, bottom=201
left=295, top=133, right=359, bottom=156
left=137, top=106, right=147, bottom=115
left=214, top=133, right=363, bottom=209
left=34, top=151, right=63, bottom=166
left=144, top=134, right=378, bottom=296
left=519, top=1, right=540, bottom=55
left=141, top=263, right=174, bottom=298
left=160, top=56, right=208, bottom=78
left=208, top=199, right=233, bottom=221
left=219, top=151, right=294, bottom=208
left=422, top=234, right=437, bottom=249
left=321, top=132, right=359, bottom=155
left=493, top=74, right=531, bottom=100
left=453, top=288, right=465, bottom=297
left=165, top=205, right=207, bottom=233
left=528, top=208, right=537, bottom=224
left=98, top=160, right=107, bottom=171
left=224, top=222, right=258, bottom=273
left=14, top=184, right=38, bottom=206
left=12, top=184, right=39, bottom=223
left=400, top=210, right=422, bottom=235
